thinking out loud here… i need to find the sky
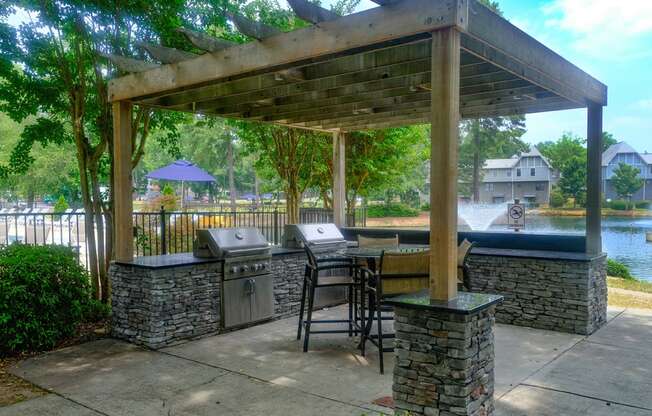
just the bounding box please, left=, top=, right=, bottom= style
left=8, top=0, right=652, bottom=151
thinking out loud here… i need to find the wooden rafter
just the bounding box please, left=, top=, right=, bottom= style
left=229, top=13, right=281, bottom=40
left=99, top=52, right=160, bottom=73
left=135, top=42, right=198, bottom=64
left=287, top=0, right=340, bottom=24
left=177, top=28, right=236, bottom=52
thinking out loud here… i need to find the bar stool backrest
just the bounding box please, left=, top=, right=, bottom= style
left=377, top=250, right=430, bottom=296
left=357, top=234, right=399, bottom=248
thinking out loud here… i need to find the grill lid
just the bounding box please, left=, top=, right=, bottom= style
left=290, top=223, right=345, bottom=246
left=194, top=227, right=270, bottom=258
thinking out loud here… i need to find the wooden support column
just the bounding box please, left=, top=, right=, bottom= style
left=332, top=131, right=346, bottom=227
left=586, top=104, right=603, bottom=254
left=430, top=27, right=460, bottom=301
left=113, top=101, right=134, bottom=262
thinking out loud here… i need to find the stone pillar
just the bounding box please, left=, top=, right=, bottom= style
left=386, top=291, right=502, bottom=416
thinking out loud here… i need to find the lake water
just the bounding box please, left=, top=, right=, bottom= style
left=488, top=216, right=652, bottom=282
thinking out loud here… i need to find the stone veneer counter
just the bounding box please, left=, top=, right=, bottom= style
left=385, top=290, right=503, bottom=416
left=110, top=247, right=313, bottom=349
left=466, top=249, right=607, bottom=335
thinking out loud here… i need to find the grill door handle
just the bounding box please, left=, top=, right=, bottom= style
left=245, top=278, right=256, bottom=295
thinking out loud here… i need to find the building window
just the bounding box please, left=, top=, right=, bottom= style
left=516, top=168, right=521, bottom=177
left=535, top=183, right=544, bottom=191
left=530, top=167, right=536, bottom=176
left=485, top=183, right=495, bottom=192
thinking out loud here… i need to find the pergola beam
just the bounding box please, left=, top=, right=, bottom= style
left=112, top=102, right=133, bottom=262
left=586, top=104, right=603, bottom=254
left=108, top=0, right=467, bottom=102
left=429, top=27, right=460, bottom=301
left=465, top=0, right=607, bottom=106
left=135, top=42, right=198, bottom=64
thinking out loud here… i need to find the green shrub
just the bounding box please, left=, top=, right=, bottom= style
left=549, top=188, right=565, bottom=208
left=609, top=200, right=629, bottom=210
left=421, top=203, right=430, bottom=211
left=162, top=184, right=175, bottom=196
left=636, top=201, right=651, bottom=210
left=366, top=203, right=420, bottom=218
left=53, top=195, right=69, bottom=214
left=0, top=244, right=102, bottom=354
left=607, top=258, right=633, bottom=280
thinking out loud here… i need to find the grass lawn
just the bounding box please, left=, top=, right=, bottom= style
left=607, top=276, right=652, bottom=309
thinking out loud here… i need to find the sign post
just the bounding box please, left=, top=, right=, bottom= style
left=508, top=199, right=525, bottom=231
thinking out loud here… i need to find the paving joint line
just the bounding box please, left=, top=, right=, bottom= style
left=520, top=383, right=652, bottom=412
left=501, top=307, right=632, bottom=400
left=496, top=333, right=586, bottom=400
left=158, top=349, right=390, bottom=415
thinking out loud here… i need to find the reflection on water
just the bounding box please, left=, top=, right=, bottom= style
left=488, top=216, right=652, bottom=282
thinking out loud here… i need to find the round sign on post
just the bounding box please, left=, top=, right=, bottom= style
left=508, top=200, right=525, bottom=231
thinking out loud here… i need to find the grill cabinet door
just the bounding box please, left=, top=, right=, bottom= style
left=249, top=275, right=274, bottom=323
left=223, top=275, right=275, bottom=329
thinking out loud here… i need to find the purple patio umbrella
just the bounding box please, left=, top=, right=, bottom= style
left=146, top=160, right=216, bottom=208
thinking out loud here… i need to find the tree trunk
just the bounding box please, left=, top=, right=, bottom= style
left=27, top=189, right=35, bottom=209
left=472, top=132, right=481, bottom=204
left=227, top=134, right=236, bottom=211
left=286, top=187, right=300, bottom=224
left=253, top=171, right=260, bottom=208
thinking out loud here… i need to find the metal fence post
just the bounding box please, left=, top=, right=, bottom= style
left=273, top=208, right=279, bottom=245
left=160, top=206, right=167, bottom=255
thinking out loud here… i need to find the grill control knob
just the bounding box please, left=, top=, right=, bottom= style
left=252, top=263, right=260, bottom=271
left=241, top=265, right=249, bottom=272
left=230, top=266, right=238, bottom=274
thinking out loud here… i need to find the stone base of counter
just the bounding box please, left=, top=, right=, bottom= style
left=467, top=253, right=607, bottom=335
left=110, top=262, right=222, bottom=349
left=110, top=252, right=342, bottom=349
left=386, top=292, right=501, bottom=416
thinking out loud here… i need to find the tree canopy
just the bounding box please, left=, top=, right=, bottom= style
left=612, top=163, right=644, bottom=208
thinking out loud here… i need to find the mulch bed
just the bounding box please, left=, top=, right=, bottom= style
left=0, top=320, right=109, bottom=407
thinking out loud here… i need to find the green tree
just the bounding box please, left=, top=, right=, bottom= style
left=602, top=132, right=618, bottom=152
left=558, top=156, right=587, bottom=208
left=0, top=1, right=187, bottom=301
left=537, top=133, right=586, bottom=172
left=612, top=162, right=644, bottom=210
left=458, top=117, right=528, bottom=201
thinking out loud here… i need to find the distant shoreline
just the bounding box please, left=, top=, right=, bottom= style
left=532, top=208, right=652, bottom=218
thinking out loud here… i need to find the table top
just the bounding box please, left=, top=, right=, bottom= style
left=344, top=244, right=429, bottom=259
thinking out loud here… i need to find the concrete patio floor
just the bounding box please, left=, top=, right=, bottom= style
left=3, top=306, right=652, bottom=416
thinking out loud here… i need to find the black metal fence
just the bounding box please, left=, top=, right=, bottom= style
left=0, top=207, right=366, bottom=263
left=133, top=207, right=365, bottom=256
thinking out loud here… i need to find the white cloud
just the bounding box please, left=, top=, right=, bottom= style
left=543, top=0, right=652, bottom=58
left=633, top=99, right=652, bottom=111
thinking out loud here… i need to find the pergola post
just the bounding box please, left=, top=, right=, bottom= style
left=113, top=101, right=134, bottom=262
left=332, top=131, right=346, bottom=227
left=586, top=103, right=603, bottom=254
left=429, top=27, right=460, bottom=301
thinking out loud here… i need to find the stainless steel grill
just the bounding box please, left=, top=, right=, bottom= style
left=283, top=223, right=347, bottom=251
left=283, top=223, right=348, bottom=308
left=194, top=227, right=273, bottom=329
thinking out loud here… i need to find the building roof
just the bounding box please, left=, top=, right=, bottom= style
left=641, top=153, right=652, bottom=164
left=484, top=158, right=518, bottom=169
left=602, top=142, right=639, bottom=166
left=483, top=146, right=550, bottom=170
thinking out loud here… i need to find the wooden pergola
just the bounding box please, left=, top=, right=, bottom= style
left=109, top=0, right=607, bottom=302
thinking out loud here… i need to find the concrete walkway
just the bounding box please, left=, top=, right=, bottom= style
left=3, top=306, right=652, bottom=415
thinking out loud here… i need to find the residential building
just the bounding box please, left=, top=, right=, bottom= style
left=602, top=142, right=652, bottom=201
left=479, top=148, right=556, bottom=205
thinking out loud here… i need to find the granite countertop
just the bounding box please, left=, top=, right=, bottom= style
left=469, top=247, right=605, bottom=262
left=114, top=252, right=223, bottom=269
left=383, top=289, right=503, bottom=314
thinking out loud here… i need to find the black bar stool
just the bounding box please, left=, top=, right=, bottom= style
left=296, top=243, right=363, bottom=352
